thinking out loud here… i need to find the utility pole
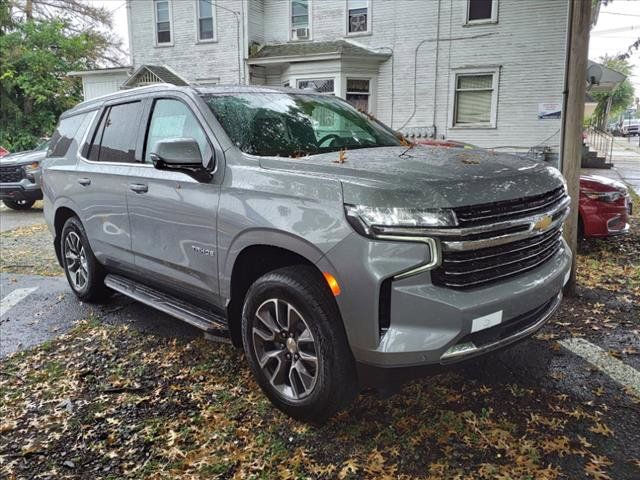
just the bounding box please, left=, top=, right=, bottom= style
left=561, top=0, right=592, bottom=297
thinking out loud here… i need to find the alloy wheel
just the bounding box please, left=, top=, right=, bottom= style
left=64, top=231, right=89, bottom=291
left=252, top=298, right=319, bottom=401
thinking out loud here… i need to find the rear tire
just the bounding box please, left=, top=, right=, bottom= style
left=3, top=199, right=35, bottom=210
left=60, top=216, right=111, bottom=303
left=241, top=266, right=357, bottom=422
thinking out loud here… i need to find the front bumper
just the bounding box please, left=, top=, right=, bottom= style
left=0, top=179, right=43, bottom=202
left=581, top=197, right=632, bottom=237
left=318, top=233, right=571, bottom=369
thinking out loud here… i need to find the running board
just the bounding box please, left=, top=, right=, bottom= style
left=104, top=274, right=230, bottom=341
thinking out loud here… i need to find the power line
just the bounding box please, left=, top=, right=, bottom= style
left=592, top=25, right=639, bottom=35
left=601, top=11, right=640, bottom=17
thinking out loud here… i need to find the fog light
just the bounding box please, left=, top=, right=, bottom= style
left=606, top=215, right=624, bottom=232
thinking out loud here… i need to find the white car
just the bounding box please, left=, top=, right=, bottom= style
left=621, top=119, right=639, bottom=137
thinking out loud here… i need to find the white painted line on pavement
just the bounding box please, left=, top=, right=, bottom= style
left=0, top=287, right=38, bottom=318
left=559, top=337, right=640, bottom=397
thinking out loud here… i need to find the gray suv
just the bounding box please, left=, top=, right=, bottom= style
left=43, top=84, right=571, bottom=421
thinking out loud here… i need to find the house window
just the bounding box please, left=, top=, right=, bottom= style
left=291, top=0, right=310, bottom=40
left=347, top=0, right=370, bottom=34
left=197, top=0, right=215, bottom=41
left=466, top=0, right=497, bottom=23
left=154, top=0, right=172, bottom=44
left=346, top=79, right=370, bottom=112
left=297, top=78, right=335, bottom=94
left=453, top=72, right=497, bottom=127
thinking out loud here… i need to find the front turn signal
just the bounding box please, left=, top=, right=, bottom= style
left=323, top=272, right=341, bottom=297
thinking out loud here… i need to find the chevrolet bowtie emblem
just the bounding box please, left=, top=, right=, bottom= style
left=533, top=215, right=552, bottom=232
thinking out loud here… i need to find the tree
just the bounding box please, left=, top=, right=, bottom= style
left=0, top=1, right=124, bottom=151
left=6, top=0, right=125, bottom=65
left=590, top=55, right=635, bottom=128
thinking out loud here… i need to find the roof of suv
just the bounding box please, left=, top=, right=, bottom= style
left=63, top=83, right=318, bottom=118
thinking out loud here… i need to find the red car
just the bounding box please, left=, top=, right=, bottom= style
left=579, top=175, right=632, bottom=238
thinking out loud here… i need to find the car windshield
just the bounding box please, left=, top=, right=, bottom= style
left=203, top=92, right=401, bottom=157
left=34, top=139, right=50, bottom=151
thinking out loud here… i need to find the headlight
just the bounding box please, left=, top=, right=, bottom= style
left=23, top=162, right=40, bottom=173
left=345, top=204, right=457, bottom=237
left=581, top=189, right=624, bottom=203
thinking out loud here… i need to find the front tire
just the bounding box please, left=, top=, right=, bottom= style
left=241, top=266, right=357, bottom=422
left=3, top=199, right=35, bottom=210
left=60, top=216, right=110, bottom=303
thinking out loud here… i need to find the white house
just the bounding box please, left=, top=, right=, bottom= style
left=73, top=0, right=578, bottom=160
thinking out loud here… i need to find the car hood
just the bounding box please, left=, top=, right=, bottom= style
left=0, top=150, right=46, bottom=166
left=580, top=175, right=627, bottom=193
left=259, top=145, right=565, bottom=208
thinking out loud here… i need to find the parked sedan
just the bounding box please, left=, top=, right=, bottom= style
left=0, top=140, right=49, bottom=210
left=579, top=175, right=632, bottom=238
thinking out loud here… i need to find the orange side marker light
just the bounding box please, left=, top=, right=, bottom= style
left=323, top=272, right=341, bottom=296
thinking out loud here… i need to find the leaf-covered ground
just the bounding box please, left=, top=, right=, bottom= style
left=0, top=224, right=61, bottom=276
left=1, top=314, right=638, bottom=480
left=0, top=220, right=638, bottom=480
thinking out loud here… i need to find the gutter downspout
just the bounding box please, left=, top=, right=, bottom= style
left=125, top=0, right=135, bottom=68
left=431, top=0, right=442, bottom=137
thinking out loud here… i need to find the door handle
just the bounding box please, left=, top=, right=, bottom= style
left=129, top=183, right=148, bottom=194
left=78, top=178, right=91, bottom=186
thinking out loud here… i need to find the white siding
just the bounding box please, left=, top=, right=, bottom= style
left=248, top=0, right=265, bottom=45
left=127, top=0, right=244, bottom=84
left=258, top=0, right=568, bottom=153
left=127, top=0, right=569, bottom=153
left=82, top=72, right=130, bottom=100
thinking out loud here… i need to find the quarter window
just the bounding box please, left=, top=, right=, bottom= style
left=145, top=99, right=209, bottom=164
left=346, top=79, right=370, bottom=112
left=466, top=0, right=496, bottom=23
left=197, top=0, right=215, bottom=41
left=453, top=73, right=496, bottom=126
left=49, top=113, right=87, bottom=157
left=89, top=102, right=143, bottom=163
left=154, top=0, right=172, bottom=44
left=347, top=0, right=370, bottom=34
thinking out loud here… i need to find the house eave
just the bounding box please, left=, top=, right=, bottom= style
left=247, top=52, right=390, bottom=66
left=67, top=67, right=132, bottom=77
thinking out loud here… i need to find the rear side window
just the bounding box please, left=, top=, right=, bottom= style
left=48, top=113, right=87, bottom=157
left=88, top=101, right=143, bottom=163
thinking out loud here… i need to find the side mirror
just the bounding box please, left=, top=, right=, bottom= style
left=150, top=138, right=203, bottom=167
left=149, top=138, right=213, bottom=182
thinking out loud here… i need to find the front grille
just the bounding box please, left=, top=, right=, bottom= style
left=453, top=187, right=566, bottom=227
left=432, top=187, right=568, bottom=290
left=433, top=226, right=562, bottom=289
left=0, top=166, right=24, bottom=183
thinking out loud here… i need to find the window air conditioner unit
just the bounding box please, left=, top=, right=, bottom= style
left=293, top=27, right=309, bottom=40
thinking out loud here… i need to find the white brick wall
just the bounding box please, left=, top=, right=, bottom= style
left=128, top=0, right=569, bottom=153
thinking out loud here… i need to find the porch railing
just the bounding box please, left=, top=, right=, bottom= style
left=586, top=126, right=614, bottom=163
